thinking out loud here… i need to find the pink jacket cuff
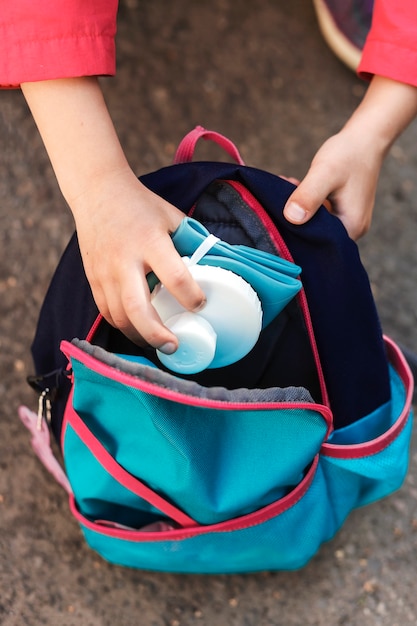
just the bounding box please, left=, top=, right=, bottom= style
left=359, top=40, right=417, bottom=88
left=0, top=0, right=118, bottom=88
left=0, top=34, right=116, bottom=88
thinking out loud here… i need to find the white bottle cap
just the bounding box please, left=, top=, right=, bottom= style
left=152, top=262, right=263, bottom=374
left=156, top=312, right=217, bottom=374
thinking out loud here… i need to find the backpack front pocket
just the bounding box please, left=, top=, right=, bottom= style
left=61, top=340, right=331, bottom=526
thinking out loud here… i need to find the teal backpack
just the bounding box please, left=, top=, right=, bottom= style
left=20, top=128, right=414, bottom=573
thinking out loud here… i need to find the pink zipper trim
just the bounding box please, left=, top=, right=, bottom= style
left=63, top=393, right=198, bottom=528
left=67, top=455, right=319, bottom=541
left=226, top=181, right=295, bottom=264
left=226, top=180, right=329, bottom=408
left=60, top=339, right=333, bottom=432
left=321, top=336, right=414, bottom=459
left=86, top=313, right=103, bottom=342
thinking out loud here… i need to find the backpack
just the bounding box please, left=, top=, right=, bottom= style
left=20, top=127, right=414, bottom=574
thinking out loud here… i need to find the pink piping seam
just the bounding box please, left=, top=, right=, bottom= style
left=68, top=455, right=320, bottom=541
left=226, top=180, right=329, bottom=409
left=321, top=335, right=414, bottom=459
left=60, top=340, right=333, bottom=434
left=83, top=179, right=329, bottom=410
left=63, top=391, right=198, bottom=528
left=65, top=336, right=413, bottom=541
left=62, top=337, right=413, bottom=464
left=86, top=313, right=102, bottom=343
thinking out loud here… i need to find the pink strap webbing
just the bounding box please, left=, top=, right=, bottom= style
left=174, top=125, right=245, bottom=165
left=18, top=405, right=73, bottom=495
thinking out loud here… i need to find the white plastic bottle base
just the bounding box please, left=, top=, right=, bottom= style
left=152, top=263, right=263, bottom=374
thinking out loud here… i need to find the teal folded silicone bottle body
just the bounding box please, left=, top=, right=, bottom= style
left=148, top=217, right=302, bottom=375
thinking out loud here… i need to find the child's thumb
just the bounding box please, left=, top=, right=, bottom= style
left=283, top=177, right=330, bottom=225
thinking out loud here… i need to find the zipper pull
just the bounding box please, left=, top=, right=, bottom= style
left=36, top=388, right=52, bottom=431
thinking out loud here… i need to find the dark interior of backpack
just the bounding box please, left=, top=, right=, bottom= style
left=93, top=180, right=322, bottom=402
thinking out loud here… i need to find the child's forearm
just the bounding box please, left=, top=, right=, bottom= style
left=21, top=77, right=206, bottom=348
left=21, top=77, right=132, bottom=211
left=344, top=75, right=417, bottom=156
left=284, top=75, right=417, bottom=239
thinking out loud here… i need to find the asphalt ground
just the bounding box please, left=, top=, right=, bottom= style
left=1, top=1, right=417, bottom=624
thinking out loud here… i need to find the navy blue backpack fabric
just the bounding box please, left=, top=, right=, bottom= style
left=30, top=161, right=390, bottom=441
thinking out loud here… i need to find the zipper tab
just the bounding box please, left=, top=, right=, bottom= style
left=37, top=388, right=52, bottom=431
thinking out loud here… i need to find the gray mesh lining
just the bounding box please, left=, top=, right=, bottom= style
left=73, top=339, right=314, bottom=404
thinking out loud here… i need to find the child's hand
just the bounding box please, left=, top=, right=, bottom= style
left=284, top=76, right=417, bottom=239
left=73, top=169, right=206, bottom=350
left=283, top=128, right=381, bottom=240
left=21, top=77, right=205, bottom=350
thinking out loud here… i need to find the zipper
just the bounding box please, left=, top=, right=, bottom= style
left=37, top=388, right=52, bottom=431
left=27, top=367, right=72, bottom=431
left=82, top=178, right=329, bottom=409
left=86, top=313, right=103, bottom=342
left=225, top=180, right=329, bottom=408
left=61, top=339, right=333, bottom=437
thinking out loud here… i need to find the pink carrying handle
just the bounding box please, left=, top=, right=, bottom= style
left=174, top=125, right=245, bottom=165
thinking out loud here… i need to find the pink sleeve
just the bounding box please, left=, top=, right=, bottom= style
left=358, top=0, right=417, bottom=87
left=0, top=0, right=118, bottom=88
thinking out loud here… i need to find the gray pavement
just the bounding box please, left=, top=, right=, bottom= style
left=1, top=1, right=417, bottom=624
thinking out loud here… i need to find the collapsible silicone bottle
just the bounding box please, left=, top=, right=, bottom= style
left=151, top=262, right=263, bottom=375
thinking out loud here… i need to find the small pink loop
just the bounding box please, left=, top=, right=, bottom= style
left=174, top=126, right=245, bottom=165
left=18, top=405, right=73, bottom=495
